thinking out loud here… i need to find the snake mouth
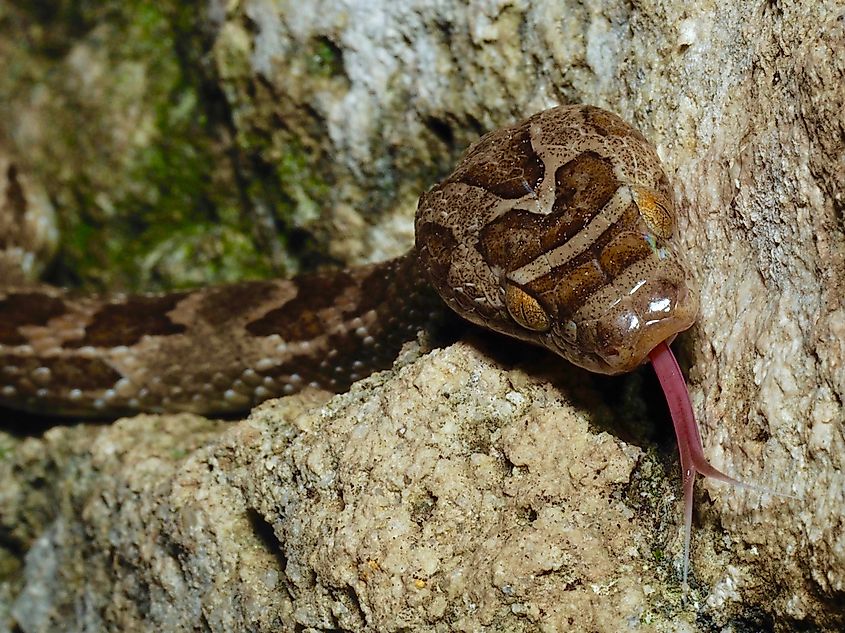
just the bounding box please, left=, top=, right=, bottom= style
left=564, top=278, right=698, bottom=375
left=592, top=311, right=694, bottom=373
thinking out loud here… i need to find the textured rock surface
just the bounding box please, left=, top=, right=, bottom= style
left=1, top=0, right=843, bottom=631
left=2, top=341, right=776, bottom=631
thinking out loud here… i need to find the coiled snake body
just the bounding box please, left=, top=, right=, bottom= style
left=1, top=105, right=740, bottom=583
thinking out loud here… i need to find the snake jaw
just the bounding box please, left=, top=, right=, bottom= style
left=553, top=272, right=698, bottom=375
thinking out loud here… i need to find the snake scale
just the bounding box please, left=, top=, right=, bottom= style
left=1, top=105, right=747, bottom=583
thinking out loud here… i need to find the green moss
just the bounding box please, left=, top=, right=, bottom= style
left=14, top=1, right=276, bottom=290
left=274, top=138, right=330, bottom=224
left=306, top=36, right=344, bottom=78
left=3, top=0, right=345, bottom=292
left=0, top=545, right=22, bottom=585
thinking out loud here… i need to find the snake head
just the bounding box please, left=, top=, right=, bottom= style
left=416, top=105, right=698, bottom=375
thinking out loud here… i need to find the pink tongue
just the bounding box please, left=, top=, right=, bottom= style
left=648, top=341, right=746, bottom=586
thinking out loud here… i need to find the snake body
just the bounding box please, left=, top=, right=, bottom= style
left=0, top=105, right=697, bottom=417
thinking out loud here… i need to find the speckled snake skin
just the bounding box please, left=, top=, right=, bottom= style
left=0, top=105, right=697, bottom=417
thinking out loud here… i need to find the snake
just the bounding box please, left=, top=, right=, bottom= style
left=0, top=104, right=746, bottom=584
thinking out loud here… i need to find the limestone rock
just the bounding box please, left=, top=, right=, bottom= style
left=1, top=342, right=747, bottom=631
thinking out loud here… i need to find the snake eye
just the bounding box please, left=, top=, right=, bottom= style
left=504, top=283, right=550, bottom=332
left=630, top=185, right=674, bottom=238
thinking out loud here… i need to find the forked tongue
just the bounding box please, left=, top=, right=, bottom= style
left=648, top=341, right=790, bottom=587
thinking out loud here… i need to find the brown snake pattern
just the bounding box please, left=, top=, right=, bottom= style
left=0, top=105, right=697, bottom=417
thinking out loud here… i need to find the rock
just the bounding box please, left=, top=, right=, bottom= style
left=1, top=0, right=843, bottom=631
left=1, top=342, right=723, bottom=631
left=1, top=340, right=837, bottom=630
